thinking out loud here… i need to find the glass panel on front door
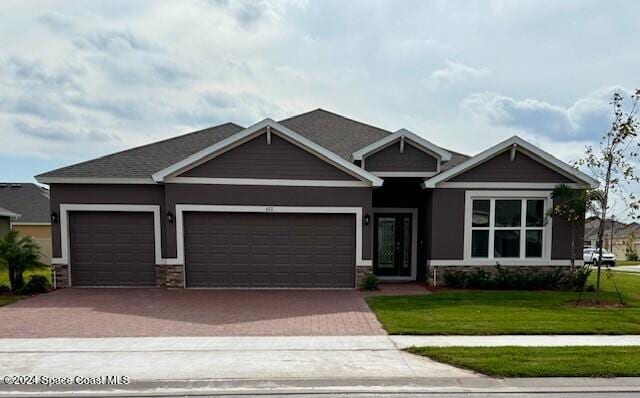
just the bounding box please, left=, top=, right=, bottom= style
left=374, top=214, right=412, bottom=277
left=377, top=218, right=396, bottom=269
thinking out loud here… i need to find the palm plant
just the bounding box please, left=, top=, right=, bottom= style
left=0, top=230, right=44, bottom=292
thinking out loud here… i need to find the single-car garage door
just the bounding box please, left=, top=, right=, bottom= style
left=69, top=212, right=156, bottom=287
left=184, top=212, right=355, bottom=288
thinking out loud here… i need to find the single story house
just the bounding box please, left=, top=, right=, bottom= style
left=0, top=205, right=20, bottom=237
left=36, top=109, right=598, bottom=289
left=0, top=183, right=53, bottom=264
left=584, top=217, right=640, bottom=259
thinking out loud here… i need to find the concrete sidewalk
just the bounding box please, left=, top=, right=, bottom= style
left=0, top=336, right=475, bottom=396
left=613, top=265, right=640, bottom=273
left=2, top=336, right=640, bottom=396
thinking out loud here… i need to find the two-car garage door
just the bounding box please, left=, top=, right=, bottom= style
left=68, top=211, right=356, bottom=288
left=184, top=212, right=355, bottom=288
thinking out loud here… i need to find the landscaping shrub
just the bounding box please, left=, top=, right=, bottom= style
left=19, top=275, right=50, bottom=295
left=443, top=271, right=466, bottom=288
left=0, top=284, right=10, bottom=294
left=442, top=265, right=588, bottom=291
left=362, top=273, right=380, bottom=291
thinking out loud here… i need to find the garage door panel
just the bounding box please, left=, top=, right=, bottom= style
left=185, top=212, right=355, bottom=288
left=70, top=212, right=156, bottom=287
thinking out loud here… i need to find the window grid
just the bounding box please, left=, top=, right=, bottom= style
left=470, top=198, right=545, bottom=259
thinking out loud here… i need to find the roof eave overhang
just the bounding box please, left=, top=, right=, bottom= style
left=421, top=136, right=599, bottom=189
left=35, top=177, right=157, bottom=185
left=152, top=118, right=384, bottom=187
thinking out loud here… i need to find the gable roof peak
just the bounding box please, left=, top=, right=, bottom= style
left=152, top=117, right=384, bottom=187
left=352, top=128, right=452, bottom=161
left=423, top=134, right=599, bottom=188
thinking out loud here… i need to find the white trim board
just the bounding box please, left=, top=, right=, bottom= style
left=462, top=190, right=553, bottom=263
left=429, top=182, right=588, bottom=189
left=173, top=205, right=372, bottom=288
left=352, top=128, right=452, bottom=162
left=166, top=177, right=370, bottom=187
left=52, top=204, right=163, bottom=287
left=372, top=208, right=418, bottom=281
left=371, top=171, right=437, bottom=178
left=428, top=260, right=582, bottom=266
left=152, top=119, right=383, bottom=187
left=422, top=136, right=599, bottom=189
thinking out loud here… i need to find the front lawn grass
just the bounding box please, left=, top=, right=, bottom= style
left=366, top=272, right=640, bottom=335
left=407, top=346, right=640, bottom=377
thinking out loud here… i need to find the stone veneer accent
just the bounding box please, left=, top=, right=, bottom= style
left=52, top=263, right=69, bottom=288
left=356, top=265, right=373, bottom=288
left=428, top=265, right=572, bottom=287
left=154, top=264, right=186, bottom=288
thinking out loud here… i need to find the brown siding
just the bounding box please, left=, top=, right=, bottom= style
left=180, top=132, right=356, bottom=180
left=428, top=189, right=465, bottom=260
left=551, top=196, right=585, bottom=259
left=49, top=184, right=166, bottom=258
left=365, top=142, right=438, bottom=172
left=450, top=149, right=574, bottom=183
left=165, top=184, right=373, bottom=261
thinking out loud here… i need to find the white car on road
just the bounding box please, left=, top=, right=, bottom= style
left=583, top=247, right=617, bottom=266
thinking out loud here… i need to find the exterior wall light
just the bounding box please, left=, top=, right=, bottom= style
left=364, top=213, right=371, bottom=225
left=50, top=211, right=58, bottom=224
left=167, top=211, right=174, bottom=224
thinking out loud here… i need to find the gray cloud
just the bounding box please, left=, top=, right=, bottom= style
left=72, top=29, right=161, bottom=54
left=38, top=11, right=75, bottom=33
left=461, top=88, right=624, bottom=142
left=204, top=0, right=279, bottom=27
left=0, top=96, right=73, bottom=121
left=4, top=57, right=83, bottom=92
left=14, top=121, right=119, bottom=143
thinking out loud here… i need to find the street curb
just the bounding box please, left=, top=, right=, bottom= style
left=3, top=377, right=640, bottom=397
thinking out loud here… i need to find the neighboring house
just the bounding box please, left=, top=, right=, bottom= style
left=0, top=206, right=20, bottom=238
left=0, top=183, right=52, bottom=264
left=584, top=217, right=640, bottom=259
left=36, top=109, right=598, bottom=288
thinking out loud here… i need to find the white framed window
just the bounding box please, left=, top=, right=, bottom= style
left=464, top=191, right=553, bottom=263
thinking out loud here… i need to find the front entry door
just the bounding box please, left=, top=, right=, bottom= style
left=373, top=214, right=412, bottom=277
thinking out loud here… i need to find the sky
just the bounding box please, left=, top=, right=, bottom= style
left=0, top=0, right=638, bottom=217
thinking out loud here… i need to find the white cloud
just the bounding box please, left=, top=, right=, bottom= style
left=429, top=61, right=489, bottom=85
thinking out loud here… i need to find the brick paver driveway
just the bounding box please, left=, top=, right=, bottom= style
left=0, top=289, right=385, bottom=337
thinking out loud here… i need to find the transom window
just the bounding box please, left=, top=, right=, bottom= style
left=470, top=198, right=546, bottom=259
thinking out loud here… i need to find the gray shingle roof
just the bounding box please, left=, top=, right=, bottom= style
left=0, top=183, right=50, bottom=223
left=37, top=123, right=245, bottom=179
left=0, top=205, right=19, bottom=218
left=37, top=109, right=469, bottom=180
left=584, top=217, right=640, bottom=241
